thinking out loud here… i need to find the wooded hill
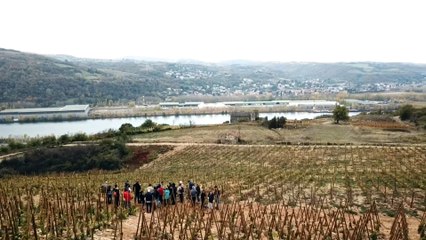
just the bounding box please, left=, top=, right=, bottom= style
left=1, top=48, right=425, bottom=107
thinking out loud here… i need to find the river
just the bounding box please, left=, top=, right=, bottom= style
left=0, top=112, right=360, bottom=138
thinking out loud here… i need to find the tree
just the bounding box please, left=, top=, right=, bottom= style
left=72, top=133, right=88, bottom=142
left=263, top=116, right=286, bottom=129
left=141, top=119, right=156, bottom=129
left=119, top=123, right=134, bottom=134
left=333, top=105, right=349, bottom=124
left=268, top=117, right=277, bottom=129
left=398, top=104, right=414, bottom=121
left=58, top=134, right=71, bottom=145
left=41, top=135, right=57, bottom=147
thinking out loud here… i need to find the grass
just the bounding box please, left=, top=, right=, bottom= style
left=133, top=123, right=280, bottom=144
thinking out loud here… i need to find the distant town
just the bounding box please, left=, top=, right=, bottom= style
left=163, top=68, right=404, bottom=98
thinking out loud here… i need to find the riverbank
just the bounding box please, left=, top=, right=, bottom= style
left=88, top=105, right=339, bottom=119
left=0, top=112, right=361, bottom=138
left=0, top=106, right=334, bottom=124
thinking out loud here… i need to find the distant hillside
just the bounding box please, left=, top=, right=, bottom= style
left=1, top=48, right=425, bottom=107
left=0, top=48, right=175, bottom=107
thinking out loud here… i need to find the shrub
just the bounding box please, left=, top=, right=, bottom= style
left=58, top=134, right=71, bottom=145
left=0, top=146, right=10, bottom=154
left=141, top=119, right=156, bottom=129
left=41, top=135, right=57, bottom=147
left=72, top=133, right=88, bottom=142
left=0, top=167, right=17, bottom=178
left=263, top=116, right=286, bottom=129
left=7, top=140, right=25, bottom=150
left=119, top=123, right=134, bottom=134
left=0, top=142, right=130, bottom=175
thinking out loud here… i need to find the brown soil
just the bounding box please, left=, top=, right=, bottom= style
left=132, top=120, right=426, bottom=145
left=94, top=204, right=423, bottom=240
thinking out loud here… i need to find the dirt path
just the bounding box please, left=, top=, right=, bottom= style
left=0, top=152, right=23, bottom=162
left=94, top=213, right=140, bottom=240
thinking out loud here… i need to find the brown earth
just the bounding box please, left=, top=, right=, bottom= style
left=132, top=118, right=426, bottom=145
left=94, top=204, right=422, bottom=240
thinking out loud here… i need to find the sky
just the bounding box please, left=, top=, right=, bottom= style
left=1, top=0, right=426, bottom=63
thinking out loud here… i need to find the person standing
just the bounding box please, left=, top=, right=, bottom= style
left=170, top=183, right=176, bottom=205
left=190, top=186, right=197, bottom=207
left=214, top=185, right=221, bottom=209
left=124, top=180, right=130, bottom=191
left=145, top=189, right=153, bottom=213
left=106, top=185, right=113, bottom=204
left=196, top=184, right=201, bottom=202
left=208, top=191, right=214, bottom=209
left=123, top=188, right=132, bottom=208
left=188, top=180, right=194, bottom=199
left=133, top=181, right=141, bottom=204
left=164, top=187, right=170, bottom=206
left=177, top=182, right=184, bottom=203
left=200, top=188, right=206, bottom=209
left=157, top=184, right=164, bottom=207
left=146, top=184, right=153, bottom=194
left=113, top=184, right=120, bottom=207
left=153, top=186, right=160, bottom=209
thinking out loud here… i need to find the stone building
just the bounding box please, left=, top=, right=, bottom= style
left=230, top=111, right=259, bottom=123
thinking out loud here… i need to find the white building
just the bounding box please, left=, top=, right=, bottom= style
left=0, top=105, right=90, bottom=121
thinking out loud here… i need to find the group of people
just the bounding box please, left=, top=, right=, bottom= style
left=101, top=180, right=221, bottom=213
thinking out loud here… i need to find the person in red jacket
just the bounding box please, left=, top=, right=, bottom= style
left=123, top=188, right=132, bottom=209
left=157, top=184, right=164, bottom=207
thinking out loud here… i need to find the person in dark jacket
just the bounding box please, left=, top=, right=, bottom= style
left=124, top=180, right=130, bottom=191
left=200, top=188, right=206, bottom=209
left=106, top=185, right=113, bottom=204
left=169, top=183, right=176, bottom=205
left=113, top=184, right=120, bottom=207
left=133, top=181, right=141, bottom=204
left=153, top=186, right=159, bottom=210
left=145, top=190, right=153, bottom=213
left=188, top=180, right=194, bottom=199
left=196, top=184, right=201, bottom=202
left=208, top=191, right=214, bottom=209
left=214, top=185, right=221, bottom=209
left=190, top=186, right=197, bottom=207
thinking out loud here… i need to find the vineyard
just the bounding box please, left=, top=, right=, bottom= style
left=1, top=143, right=426, bottom=239
left=351, top=115, right=412, bottom=130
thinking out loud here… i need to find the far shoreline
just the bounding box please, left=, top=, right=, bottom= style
left=0, top=106, right=351, bottom=124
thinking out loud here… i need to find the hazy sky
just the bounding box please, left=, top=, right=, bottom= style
left=1, top=0, right=426, bottom=63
